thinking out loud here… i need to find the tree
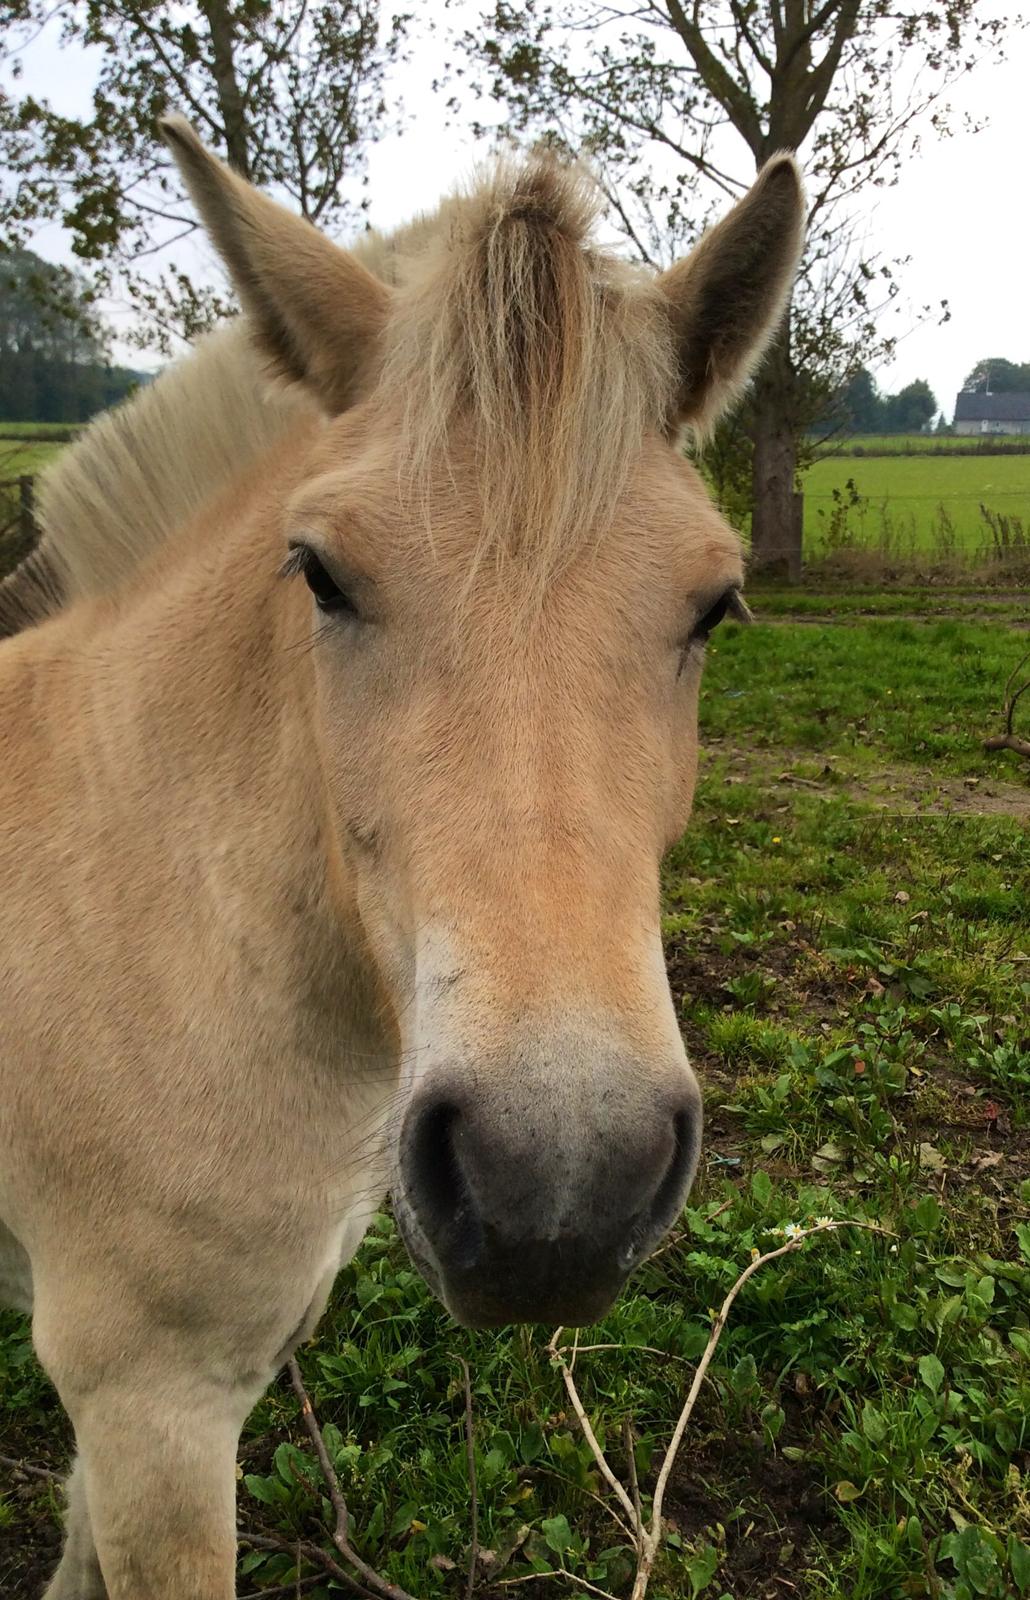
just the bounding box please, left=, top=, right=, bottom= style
left=0, top=247, right=141, bottom=420
left=461, top=1, right=1009, bottom=576
left=840, top=365, right=883, bottom=433
left=882, top=377, right=936, bottom=434
left=962, top=357, right=1030, bottom=393
left=0, top=0, right=406, bottom=350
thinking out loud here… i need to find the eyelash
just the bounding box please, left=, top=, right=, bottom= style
left=677, top=588, right=748, bottom=674
left=283, top=544, right=359, bottom=618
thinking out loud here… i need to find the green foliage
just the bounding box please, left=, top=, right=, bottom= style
left=828, top=366, right=938, bottom=436
left=0, top=248, right=143, bottom=423
left=0, top=0, right=406, bottom=350
left=962, top=357, right=1030, bottom=395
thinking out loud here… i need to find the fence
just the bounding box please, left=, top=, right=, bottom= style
left=0, top=474, right=37, bottom=578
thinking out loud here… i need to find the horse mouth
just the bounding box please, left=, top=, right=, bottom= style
left=392, top=1190, right=630, bottom=1329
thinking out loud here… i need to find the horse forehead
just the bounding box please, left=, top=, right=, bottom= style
left=297, top=430, right=736, bottom=593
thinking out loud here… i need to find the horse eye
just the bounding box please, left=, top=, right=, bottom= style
left=691, top=590, right=732, bottom=642
left=288, top=545, right=358, bottom=617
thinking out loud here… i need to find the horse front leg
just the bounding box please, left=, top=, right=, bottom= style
left=43, top=1457, right=107, bottom=1600
left=38, top=1318, right=253, bottom=1600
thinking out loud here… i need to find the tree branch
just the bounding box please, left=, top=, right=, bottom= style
left=286, top=1358, right=419, bottom=1600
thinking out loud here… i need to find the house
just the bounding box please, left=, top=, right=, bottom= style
left=953, top=392, right=1030, bottom=436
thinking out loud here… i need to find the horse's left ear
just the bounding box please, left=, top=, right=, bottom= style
left=160, top=116, right=392, bottom=414
left=658, top=155, right=805, bottom=436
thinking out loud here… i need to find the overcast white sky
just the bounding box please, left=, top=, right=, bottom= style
left=5, top=6, right=1029, bottom=419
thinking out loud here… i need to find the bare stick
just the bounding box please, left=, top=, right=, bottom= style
left=286, top=1357, right=420, bottom=1600
left=458, top=1356, right=479, bottom=1600
left=545, top=1329, right=640, bottom=1537
left=519, top=1464, right=636, bottom=1545
left=0, top=1451, right=60, bottom=1482
left=984, top=733, right=1030, bottom=759
left=238, top=1576, right=324, bottom=1600
left=237, top=1529, right=373, bottom=1598
left=493, top=1569, right=620, bottom=1598
left=549, top=1220, right=894, bottom=1600
left=622, top=1419, right=642, bottom=1534
left=984, top=649, right=1030, bottom=762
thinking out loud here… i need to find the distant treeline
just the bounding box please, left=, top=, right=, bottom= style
left=1, top=247, right=148, bottom=423
left=833, top=368, right=938, bottom=435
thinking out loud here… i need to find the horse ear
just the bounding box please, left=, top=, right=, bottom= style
left=160, top=116, right=391, bottom=414
left=658, top=155, right=805, bottom=435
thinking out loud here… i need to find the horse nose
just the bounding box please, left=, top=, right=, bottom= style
left=396, top=1072, right=701, bottom=1327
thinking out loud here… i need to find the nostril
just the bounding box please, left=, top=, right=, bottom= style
left=630, top=1109, right=700, bottom=1260
left=407, top=1101, right=484, bottom=1270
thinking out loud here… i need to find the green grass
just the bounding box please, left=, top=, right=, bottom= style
left=801, top=453, right=1030, bottom=553
left=0, top=422, right=79, bottom=441
left=748, top=586, right=1029, bottom=624
left=3, top=605, right=1029, bottom=1600
left=701, top=617, right=1030, bottom=777
left=0, top=440, right=66, bottom=481
left=814, top=434, right=1030, bottom=457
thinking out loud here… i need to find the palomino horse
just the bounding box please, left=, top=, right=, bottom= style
left=0, top=117, right=803, bottom=1598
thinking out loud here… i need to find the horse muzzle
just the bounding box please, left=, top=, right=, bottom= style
left=393, top=1060, right=701, bottom=1327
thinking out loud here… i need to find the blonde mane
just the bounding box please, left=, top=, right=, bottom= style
left=379, top=159, right=677, bottom=569
left=1, top=156, right=679, bottom=634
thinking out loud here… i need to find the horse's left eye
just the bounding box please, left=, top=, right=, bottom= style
left=285, top=543, right=359, bottom=618
left=691, top=591, right=732, bottom=642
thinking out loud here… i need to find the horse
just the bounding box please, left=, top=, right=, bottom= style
left=0, top=115, right=803, bottom=1599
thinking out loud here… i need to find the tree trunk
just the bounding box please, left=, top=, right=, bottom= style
left=749, top=334, right=801, bottom=581
left=200, top=0, right=251, bottom=179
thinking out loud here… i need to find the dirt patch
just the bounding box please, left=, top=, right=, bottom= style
left=0, top=1420, right=68, bottom=1600
left=706, top=741, right=1030, bottom=821
left=660, top=1411, right=841, bottom=1599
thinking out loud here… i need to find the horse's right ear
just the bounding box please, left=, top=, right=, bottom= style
left=160, top=116, right=392, bottom=414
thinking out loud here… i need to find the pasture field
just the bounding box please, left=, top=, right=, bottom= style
left=0, top=441, right=66, bottom=481
left=0, top=424, right=78, bottom=442
left=2, top=611, right=1029, bottom=1600
left=814, top=436, right=1030, bottom=458
left=802, top=452, right=1030, bottom=554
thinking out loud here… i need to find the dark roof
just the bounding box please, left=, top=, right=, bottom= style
left=954, top=391, right=1030, bottom=422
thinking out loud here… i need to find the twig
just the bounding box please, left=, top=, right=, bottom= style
left=562, top=1343, right=694, bottom=1362
left=545, top=1329, right=640, bottom=1537
left=517, top=1464, right=635, bottom=1545
left=622, top=1419, right=642, bottom=1534
left=458, top=1356, right=478, bottom=1600
left=286, top=1358, right=419, bottom=1600
left=492, top=1570, right=620, bottom=1598
left=643, top=1198, right=734, bottom=1268
left=237, top=1530, right=372, bottom=1598
left=238, top=1577, right=323, bottom=1599
left=984, top=649, right=1030, bottom=762
left=548, top=1220, right=894, bottom=1600
left=0, top=1451, right=60, bottom=1482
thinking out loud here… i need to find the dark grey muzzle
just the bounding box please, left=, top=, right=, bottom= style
left=394, top=1061, right=701, bottom=1327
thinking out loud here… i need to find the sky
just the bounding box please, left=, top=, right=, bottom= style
left=4, top=6, right=1028, bottom=420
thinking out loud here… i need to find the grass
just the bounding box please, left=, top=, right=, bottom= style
left=700, top=617, right=1030, bottom=778
left=2, top=612, right=1029, bottom=1600
left=813, top=434, right=1030, bottom=458
left=748, top=587, right=1029, bottom=625
left=0, top=441, right=66, bottom=482
left=801, top=453, right=1030, bottom=554
left=0, top=422, right=79, bottom=442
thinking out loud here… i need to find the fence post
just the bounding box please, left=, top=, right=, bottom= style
left=790, top=490, right=804, bottom=581
left=18, top=475, right=34, bottom=543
